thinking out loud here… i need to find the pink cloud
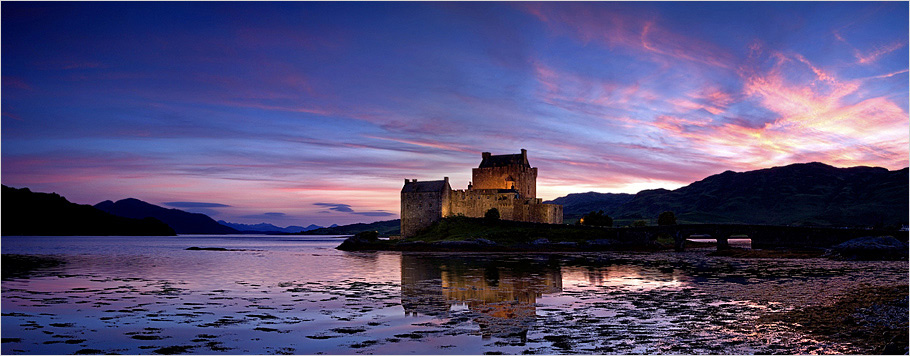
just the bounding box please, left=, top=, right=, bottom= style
left=672, top=52, right=907, bottom=170
left=855, top=41, right=906, bottom=65
left=2, top=111, right=24, bottom=121
left=2, top=76, right=33, bottom=90
left=522, top=3, right=734, bottom=68
left=35, top=61, right=106, bottom=70
left=363, top=135, right=476, bottom=154
left=532, top=61, right=662, bottom=116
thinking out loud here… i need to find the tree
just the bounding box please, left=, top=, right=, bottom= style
left=581, top=210, right=613, bottom=227
left=484, top=208, right=500, bottom=223
left=658, top=211, right=677, bottom=226
left=632, top=220, right=647, bottom=227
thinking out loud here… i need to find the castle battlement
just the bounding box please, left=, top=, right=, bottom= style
left=400, top=149, right=563, bottom=238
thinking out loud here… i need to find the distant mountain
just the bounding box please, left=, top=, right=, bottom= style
left=2, top=185, right=175, bottom=236
left=550, top=162, right=909, bottom=227
left=95, top=198, right=239, bottom=234
left=544, top=192, right=634, bottom=219
left=217, top=221, right=324, bottom=233
left=298, top=220, right=399, bottom=237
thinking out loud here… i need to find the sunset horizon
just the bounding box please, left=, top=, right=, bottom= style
left=3, top=2, right=908, bottom=227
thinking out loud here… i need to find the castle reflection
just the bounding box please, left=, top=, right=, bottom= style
left=400, top=254, right=562, bottom=339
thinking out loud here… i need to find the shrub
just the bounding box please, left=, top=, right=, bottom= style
left=581, top=210, right=613, bottom=227
left=657, top=211, right=677, bottom=226
left=484, top=208, right=500, bottom=223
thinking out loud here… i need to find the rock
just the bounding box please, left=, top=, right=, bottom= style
left=335, top=231, right=381, bottom=251
left=530, top=238, right=550, bottom=246
left=431, top=239, right=498, bottom=250
left=829, top=236, right=908, bottom=260
left=353, top=231, right=379, bottom=241
left=433, top=240, right=481, bottom=248
left=395, top=241, right=429, bottom=251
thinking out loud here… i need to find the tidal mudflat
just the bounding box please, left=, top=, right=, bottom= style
left=1, top=235, right=906, bottom=354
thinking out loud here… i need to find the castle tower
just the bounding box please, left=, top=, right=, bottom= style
left=400, top=177, right=451, bottom=238
left=471, top=149, right=537, bottom=200
left=399, top=149, right=561, bottom=239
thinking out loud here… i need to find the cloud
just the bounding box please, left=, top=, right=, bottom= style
left=163, top=201, right=232, bottom=208
left=239, top=212, right=287, bottom=219
left=314, top=203, right=354, bottom=213
left=314, top=202, right=395, bottom=217
left=521, top=3, right=734, bottom=68
left=854, top=41, right=905, bottom=65
left=2, top=76, right=33, bottom=90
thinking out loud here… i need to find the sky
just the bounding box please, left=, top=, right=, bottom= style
left=2, top=2, right=908, bottom=227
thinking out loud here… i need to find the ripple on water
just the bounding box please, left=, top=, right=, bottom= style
left=1, top=237, right=907, bottom=354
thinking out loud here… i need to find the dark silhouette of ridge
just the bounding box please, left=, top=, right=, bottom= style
left=217, top=220, right=323, bottom=233
left=548, top=162, right=908, bottom=227
left=95, top=198, right=239, bottom=234
left=298, top=219, right=399, bottom=236
left=1, top=185, right=175, bottom=236
left=544, top=192, right=634, bottom=219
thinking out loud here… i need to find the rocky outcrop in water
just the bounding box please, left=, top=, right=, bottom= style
left=828, top=236, right=909, bottom=260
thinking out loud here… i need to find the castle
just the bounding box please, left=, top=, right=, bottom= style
left=400, top=149, right=563, bottom=238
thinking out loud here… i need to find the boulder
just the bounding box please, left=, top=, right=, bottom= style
left=433, top=240, right=481, bottom=248
left=829, top=236, right=908, bottom=260
left=587, top=239, right=618, bottom=246
left=335, top=231, right=381, bottom=251
left=431, top=238, right=500, bottom=251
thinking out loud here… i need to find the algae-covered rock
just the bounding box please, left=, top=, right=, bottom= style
left=829, top=236, right=908, bottom=260
left=336, top=231, right=382, bottom=251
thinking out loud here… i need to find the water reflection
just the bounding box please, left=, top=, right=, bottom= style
left=400, top=254, right=562, bottom=339
left=561, top=264, right=687, bottom=290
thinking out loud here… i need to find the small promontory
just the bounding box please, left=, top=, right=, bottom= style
left=336, top=216, right=658, bottom=252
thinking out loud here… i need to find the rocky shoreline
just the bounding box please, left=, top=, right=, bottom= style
left=759, top=284, right=909, bottom=354
left=336, top=231, right=665, bottom=252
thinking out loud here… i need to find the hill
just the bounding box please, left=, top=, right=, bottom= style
left=95, top=198, right=239, bottom=234
left=217, top=221, right=323, bottom=234
left=298, top=219, right=400, bottom=236
left=1, top=185, right=175, bottom=236
left=544, top=192, right=634, bottom=219
left=552, top=162, right=908, bottom=227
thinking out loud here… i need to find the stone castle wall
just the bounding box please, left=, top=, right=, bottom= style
left=400, top=184, right=451, bottom=239
left=448, top=190, right=562, bottom=225
left=471, top=166, right=537, bottom=200
left=449, top=190, right=519, bottom=220
left=400, top=150, right=562, bottom=238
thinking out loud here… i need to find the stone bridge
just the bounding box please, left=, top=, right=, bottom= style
left=614, top=224, right=909, bottom=251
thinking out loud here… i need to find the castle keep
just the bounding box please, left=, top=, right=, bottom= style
left=400, top=149, right=563, bottom=238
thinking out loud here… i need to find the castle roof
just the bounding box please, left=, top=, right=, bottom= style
left=401, top=179, right=450, bottom=193
left=479, top=153, right=530, bottom=168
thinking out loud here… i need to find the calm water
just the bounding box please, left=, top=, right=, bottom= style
left=2, top=235, right=907, bottom=354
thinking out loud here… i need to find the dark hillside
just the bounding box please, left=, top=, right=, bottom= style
left=608, top=163, right=908, bottom=227
left=544, top=192, right=634, bottom=219
left=298, top=219, right=400, bottom=237
left=95, top=198, right=238, bottom=234
left=2, top=185, right=175, bottom=236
